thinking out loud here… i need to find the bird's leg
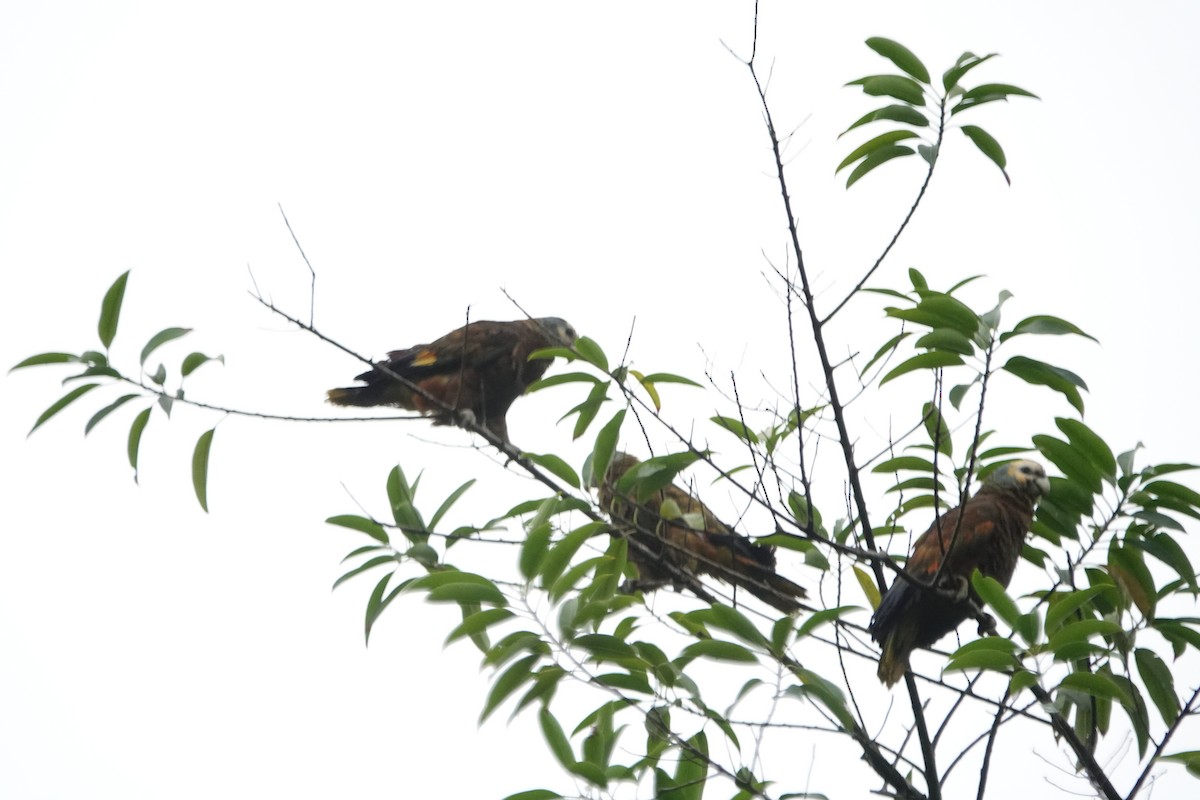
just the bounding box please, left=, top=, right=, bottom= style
left=934, top=573, right=971, bottom=602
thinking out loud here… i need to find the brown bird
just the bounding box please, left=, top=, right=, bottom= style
left=868, top=459, right=1050, bottom=686
left=597, top=452, right=808, bottom=613
left=327, top=317, right=577, bottom=443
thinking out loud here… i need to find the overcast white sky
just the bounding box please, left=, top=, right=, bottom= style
left=3, top=2, right=1199, bottom=798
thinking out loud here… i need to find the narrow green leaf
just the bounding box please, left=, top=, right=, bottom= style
left=526, top=371, right=602, bottom=392
left=98, top=271, right=130, bottom=349
left=972, top=572, right=1022, bottom=631
left=855, top=565, right=881, bottom=609
left=28, top=384, right=101, bottom=435
left=1135, top=648, right=1180, bottom=725
left=915, top=328, right=975, bottom=355
left=127, top=406, right=152, bottom=482
left=1059, top=671, right=1131, bottom=705
left=848, top=74, right=926, bottom=106
left=711, top=415, right=760, bottom=444
left=680, top=639, right=758, bottom=664
left=365, top=572, right=406, bottom=644
left=845, top=144, right=916, bottom=187
left=428, top=479, right=475, bottom=531
left=427, top=581, right=507, bottom=606
left=836, top=130, right=920, bottom=173
left=942, top=52, right=997, bottom=92
left=191, top=428, right=215, bottom=512
left=636, top=372, right=703, bottom=387
left=542, top=522, right=605, bottom=594
left=539, top=707, right=576, bottom=770
left=483, top=653, right=540, bottom=722
left=1034, top=434, right=1103, bottom=494
left=706, top=604, right=768, bottom=648
left=665, top=730, right=708, bottom=800
left=181, top=352, right=225, bottom=377
left=573, top=336, right=608, bottom=372
left=1056, top=418, right=1116, bottom=481
left=587, top=409, right=625, bottom=488
left=520, top=522, right=553, bottom=582
left=866, top=37, right=931, bottom=84
left=10, top=352, right=79, bottom=371
left=522, top=452, right=580, bottom=489
left=1043, top=586, right=1105, bottom=633
left=1001, top=314, right=1098, bottom=343
left=879, top=352, right=963, bottom=386
left=332, top=555, right=397, bottom=591
left=1002, top=356, right=1086, bottom=413
left=326, top=514, right=389, bottom=544
left=84, top=393, right=140, bottom=435
left=1109, top=544, right=1157, bottom=618
left=922, top=401, right=953, bottom=457
left=841, top=104, right=929, bottom=136
left=502, top=791, right=563, bottom=800
left=873, top=455, right=937, bottom=473
left=960, top=125, right=1010, bottom=184
left=140, top=327, right=192, bottom=366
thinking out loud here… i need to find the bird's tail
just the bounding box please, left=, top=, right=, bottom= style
left=327, top=386, right=377, bottom=406
left=869, top=581, right=916, bottom=686
left=703, top=533, right=807, bottom=614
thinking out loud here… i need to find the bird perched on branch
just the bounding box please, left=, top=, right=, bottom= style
left=326, top=317, right=577, bottom=444
left=597, top=451, right=808, bottom=614
left=868, top=459, right=1049, bottom=686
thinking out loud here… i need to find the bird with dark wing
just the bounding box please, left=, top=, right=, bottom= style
left=868, top=459, right=1050, bottom=686
left=598, top=452, right=808, bottom=614
left=326, top=317, right=577, bottom=444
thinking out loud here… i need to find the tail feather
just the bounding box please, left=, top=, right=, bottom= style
left=870, top=580, right=916, bottom=686
left=327, top=386, right=379, bottom=407
left=732, top=571, right=807, bottom=614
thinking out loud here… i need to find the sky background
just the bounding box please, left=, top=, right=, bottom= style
left=2, top=2, right=1199, bottom=798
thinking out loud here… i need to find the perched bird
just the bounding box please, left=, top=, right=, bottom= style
left=598, top=452, right=808, bottom=614
left=868, top=459, right=1050, bottom=686
left=327, top=317, right=577, bottom=443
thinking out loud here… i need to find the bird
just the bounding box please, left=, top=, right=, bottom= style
left=597, top=451, right=808, bottom=614
left=868, top=459, right=1050, bottom=686
left=326, top=317, right=577, bottom=444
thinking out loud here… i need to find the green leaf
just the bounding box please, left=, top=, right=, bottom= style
left=873, top=455, right=937, bottom=473
left=960, top=125, right=1010, bottom=184
left=98, top=271, right=130, bottom=349
left=636, top=372, right=703, bottom=387
left=795, top=606, right=859, bottom=640
left=180, top=352, right=224, bottom=377
left=332, top=555, right=397, bottom=591
left=539, top=707, right=576, bottom=770
left=706, top=604, right=768, bottom=648
left=542, top=522, right=604, bottom=595
left=522, top=452, right=580, bottom=489
left=1161, top=751, right=1200, bottom=779
left=942, top=52, right=997, bottom=92
left=1000, top=314, right=1098, bottom=343
left=845, top=144, right=916, bottom=188
left=1135, top=648, right=1180, bottom=725
left=28, top=383, right=101, bottom=435
left=841, top=104, right=930, bottom=137
left=865, top=37, right=930, bottom=84
left=427, top=581, right=507, bottom=606
left=573, top=336, right=608, bottom=372
left=1002, top=356, right=1086, bottom=413
left=836, top=130, right=920, bottom=173
left=972, top=572, right=1022, bottom=632
left=854, top=565, right=881, bottom=609
left=944, top=637, right=1020, bottom=674
left=1046, top=618, right=1122, bottom=659
left=860, top=332, right=910, bottom=377
left=587, top=409, right=625, bottom=488
left=190, top=428, right=215, bottom=512
left=890, top=294, right=982, bottom=336
left=1056, top=418, right=1116, bottom=482
left=139, top=327, right=192, bottom=366
left=1109, top=544, right=1157, bottom=618
left=526, top=371, right=602, bottom=392
left=326, top=514, right=389, bottom=544
left=1043, top=586, right=1105, bottom=633
left=520, top=522, right=552, bottom=582
left=680, top=639, right=758, bottom=664
left=365, top=572, right=406, bottom=644
left=954, top=82, right=1040, bottom=114
left=502, top=791, right=563, bottom=800
left=665, top=730, right=708, bottom=800
left=921, top=401, right=952, bottom=457
left=428, top=479, right=476, bottom=531
left=711, top=415, right=759, bottom=444
left=792, top=668, right=856, bottom=730
left=84, top=393, right=140, bottom=435
left=10, top=352, right=79, bottom=371
left=1059, top=671, right=1131, bottom=705
left=915, top=328, right=975, bottom=356
left=483, top=654, right=540, bottom=722
left=879, top=352, right=963, bottom=386
left=848, top=74, right=926, bottom=106
left=127, top=406, right=152, bottom=482
left=1034, top=434, right=1103, bottom=495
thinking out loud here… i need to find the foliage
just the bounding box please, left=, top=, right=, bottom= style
left=10, top=36, right=1199, bottom=800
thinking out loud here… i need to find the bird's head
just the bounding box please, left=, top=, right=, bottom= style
left=984, top=459, right=1050, bottom=501
left=534, top=317, right=578, bottom=348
